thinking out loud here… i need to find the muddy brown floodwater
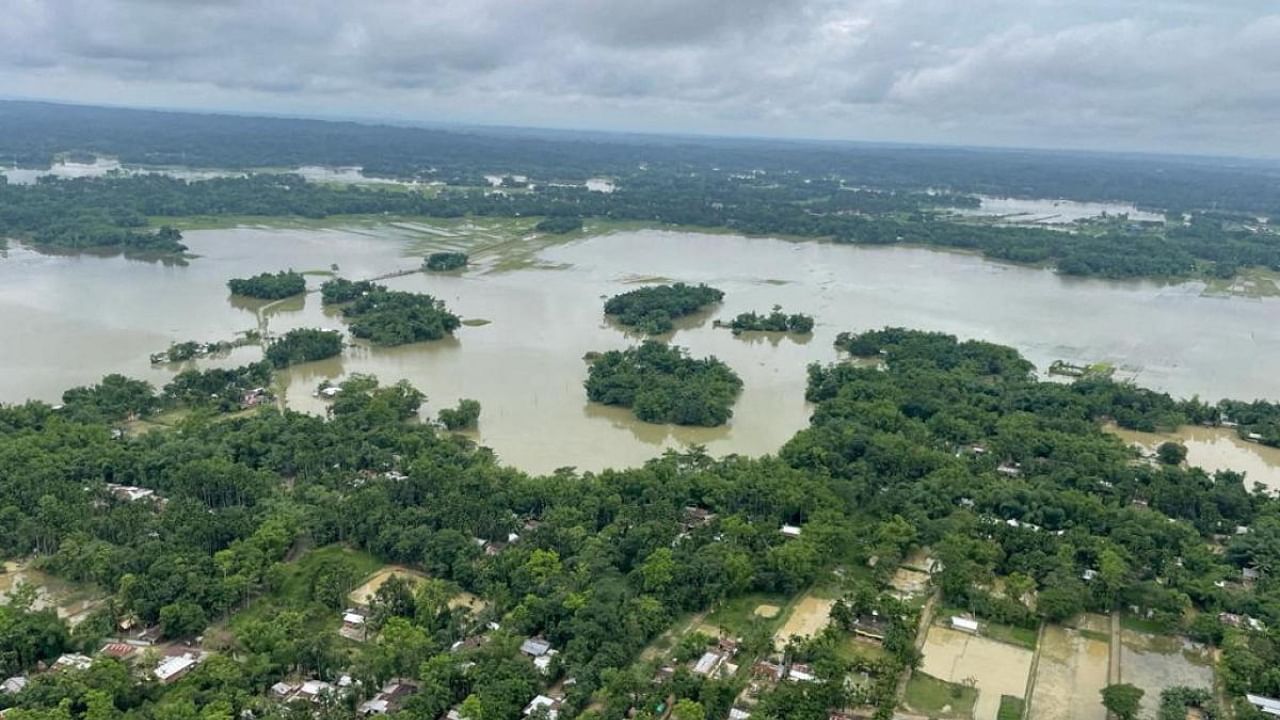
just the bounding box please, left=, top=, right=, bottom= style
left=1108, top=425, right=1280, bottom=494
left=1, top=225, right=1278, bottom=474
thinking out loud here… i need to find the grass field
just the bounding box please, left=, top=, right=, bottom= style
left=228, top=544, right=383, bottom=631
left=998, top=695, right=1026, bottom=720
left=704, top=592, right=794, bottom=638
left=904, top=671, right=979, bottom=719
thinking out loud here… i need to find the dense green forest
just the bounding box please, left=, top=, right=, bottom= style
left=721, top=307, right=815, bottom=335
left=226, top=271, right=307, bottom=300
left=1, top=329, right=1280, bottom=719
left=5, top=100, right=1280, bottom=214
left=604, top=284, right=725, bottom=335
left=584, top=341, right=743, bottom=426
left=264, top=329, right=344, bottom=368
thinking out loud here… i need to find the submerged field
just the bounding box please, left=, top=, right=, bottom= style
left=1028, top=620, right=1110, bottom=720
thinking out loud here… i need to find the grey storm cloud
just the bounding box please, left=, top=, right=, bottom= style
left=1, top=0, right=1278, bottom=155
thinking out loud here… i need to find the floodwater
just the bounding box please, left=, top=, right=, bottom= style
left=0, top=560, right=105, bottom=626
left=1108, top=425, right=1280, bottom=494
left=0, top=159, right=400, bottom=186
left=1118, top=629, right=1213, bottom=718
left=1028, top=623, right=1109, bottom=720
left=952, top=196, right=1166, bottom=224
left=1, top=226, right=1278, bottom=474
left=920, top=625, right=1034, bottom=720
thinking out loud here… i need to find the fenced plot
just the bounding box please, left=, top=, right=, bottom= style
left=773, top=595, right=835, bottom=647
left=919, top=625, right=1035, bottom=720
left=1118, top=629, right=1214, bottom=718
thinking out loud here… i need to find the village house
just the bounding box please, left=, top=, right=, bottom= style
left=950, top=616, right=980, bottom=634
left=534, top=649, right=560, bottom=675
left=520, top=637, right=553, bottom=658
left=523, top=695, right=562, bottom=720
left=359, top=679, right=418, bottom=715
left=99, top=642, right=137, bottom=661
left=104, top=483, right=165, bottom=508
left=681, top=506, right=717, bottom=531
left=729, top=709, right=751, bottom=720
left=692, top=650, right=724, bottom=677
left=295, top=679, right=335, bottom=703
left=780, top=524, right=803, bottom=539
left=340, top=610, right=369, bottom=641
left=50, top=654, right=93, bottom=672
left=1247, top=694, right=1280, bottom=717
left=850, top=612, right=890, bottom=644
left=241, top=387, right=269, bottom=408
left=154, top=652, right=201, bottom=684
left=1, top=676, right=27, bottom=695
left=752, top=660, right=785, bottom=684
left=996, top=462, right=1022, bottom=477
left=786, top=663, right=816, bottom=683
left=270, top=681, right=300, bottom=700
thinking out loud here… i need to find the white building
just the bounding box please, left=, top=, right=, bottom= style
left=523, top=694, right=561, bottom=720
left=950, top=616, right=980, bottom=634
left=1247, top=695, right=1280, bottom=717
left=154, top=653, right=199, bottom=684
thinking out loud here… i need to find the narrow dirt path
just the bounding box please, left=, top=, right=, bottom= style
left=896, top=591, right=941, bottom=702
left=1022, top=622, right=1048, bottom=720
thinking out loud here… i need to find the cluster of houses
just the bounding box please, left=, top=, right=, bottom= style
left=2, top=641, right=207, bottom=706
left=240, top=386, right=271, bottom=409
left=520, top=636, right=559, bottom=676
left=100, top=482, right=167, bottom=508
left=265, top=675, right=417, bottom=716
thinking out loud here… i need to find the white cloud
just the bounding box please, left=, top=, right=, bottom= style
left=0, top=0, right=1276, bottom=155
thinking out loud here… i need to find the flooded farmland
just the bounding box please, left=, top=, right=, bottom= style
left=1118, top=629, right=1214, bottom=718
left=1028, top=620, right=1110, bottom=720
left=1, top=223, right=1279, bottom=473
left=0, top=560, right=106, bottom=626
left=1108, top=424, right=1280, bottom=494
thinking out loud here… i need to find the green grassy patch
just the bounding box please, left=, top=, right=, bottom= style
left=705, top=592, right=793, bottom=637
left=936, top=606, right=1037, bottom=650
left=229, top=544, right=383, bottom=631
left=997, top=694, right=1025, bottom=720
left=983, top=621, right=1039, bottom=650
left=903, top=672, right=977, bottom=719
left=836, top=637, right=889, bottom=664
left=1079, top=628, right=1111, bottom=643
left=1120, top=613, right=1169, bottom=635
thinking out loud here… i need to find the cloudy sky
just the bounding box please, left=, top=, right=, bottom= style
left=2, top=0, right=1277, bottom=156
